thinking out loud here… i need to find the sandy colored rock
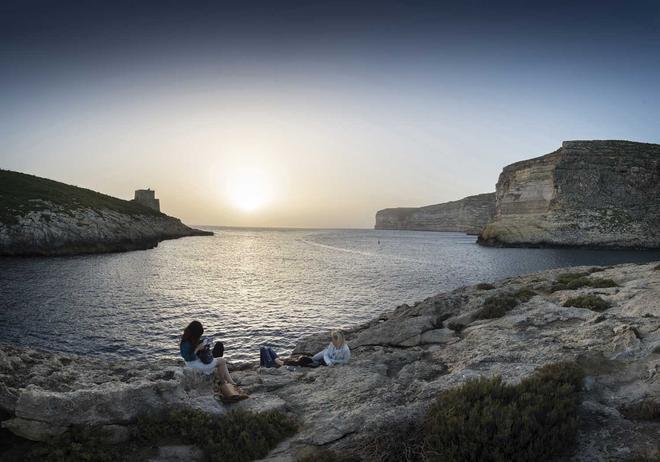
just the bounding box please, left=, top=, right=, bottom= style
left=375, top=192, right=495, bottom=234
left=479, top=140, right=660, bottom=249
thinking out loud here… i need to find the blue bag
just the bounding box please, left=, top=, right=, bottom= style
left=260, top=346, right=279, bottom=368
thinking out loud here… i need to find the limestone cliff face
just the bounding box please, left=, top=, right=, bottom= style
left=479, top=140, right=660, bottom=248
left=0, top=170, right=212, bottom=256
left=375, top=192, right=495, bottom=234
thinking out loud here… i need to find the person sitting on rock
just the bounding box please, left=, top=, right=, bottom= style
left=179, top=320, right=240, bottom=387
left=311, top=330, right=351, bottom=366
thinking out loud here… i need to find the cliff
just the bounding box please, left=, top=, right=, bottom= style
left=2, top=262, right=659, bottom=461
left=0, top=170, right=212, bottom=256
left=375, top=192, right=496, bottom=234
left=479, top=140, right=660, bottom=248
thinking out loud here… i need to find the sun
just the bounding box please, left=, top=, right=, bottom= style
left=226, top=168, right=271, bottom=212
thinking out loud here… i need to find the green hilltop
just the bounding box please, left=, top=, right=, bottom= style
left=0, top=169, right=162, bottom=225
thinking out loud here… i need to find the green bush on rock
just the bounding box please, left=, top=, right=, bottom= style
left=551, top=272, right=618, bottom=292
left=476, top=294, right=519, bottom=319
left=563, top=295, right=610, bottom=311
left=32, top=409, right=297, bottom=462
left=513, top=287, right=537, bottom=302
left=297, top=447, right=361, bottom=462
left=620, top=400, right=660, bottom=421
left=357, top=416, right=425, bottom=462
left=139, top=409, right=298, bottom=462
left=475, top=287, right=537, bottom=320
left=424, top=362, right=583, bottom=462
left=476, top=283, right=496, bottom=290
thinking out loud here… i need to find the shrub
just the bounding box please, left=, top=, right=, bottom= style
left=552, top=272, right=618, bottom=292
left=138, top=409, right=297, bottom=462
left=32, top=409, right=297, bottom=462
left=297, top=447, right=361, bottom=462
left=563, top=295, right=610, bottom=311
left=447, top=321, right=465, bottom=332
left=557, top=272, right=590, bottom=284
left=587, top=278, right=619, bottom=288
left=476, top=283, right=496, bottom=290
left=424, top=362, right=583, bottom=462
left=358, top=417, right=425, bottom=462
left=30, top=426, right=140, bottom=462
left=588, top=267, right=606, bottom=273
left=476, top=294, right=519, bottom=320
left=514, top=287, right=537, bottom=302
left=620, top=400, right=660, bottom=421
left=654, top=264, right=660, bottom=271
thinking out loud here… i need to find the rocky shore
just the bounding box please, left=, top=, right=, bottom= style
left=0, top=170, right=212, bottom=256
left=2, top=261, right=659, bottom=461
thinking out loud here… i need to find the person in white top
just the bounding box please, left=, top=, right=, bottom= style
left=312, top=330, right=351, bottom=366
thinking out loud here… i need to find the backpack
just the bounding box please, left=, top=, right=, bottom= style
left=212, top=341, right=224, bottom=358
left=259, top=346, right=279, bottom=368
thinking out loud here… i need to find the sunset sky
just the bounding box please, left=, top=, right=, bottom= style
left=3, top=0, right=660, bottom=228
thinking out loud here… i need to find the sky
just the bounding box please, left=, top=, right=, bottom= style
left=2, top=0, right=660, bottom=228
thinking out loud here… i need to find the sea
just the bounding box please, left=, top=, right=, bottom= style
left=2, top=228, right=659, bottom=362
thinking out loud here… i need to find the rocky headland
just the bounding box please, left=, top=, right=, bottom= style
left=478, top=140, right=660, bottom=249
left=2, top=261, right=659, bottom=461
left=375, top=192, right=495, bottom=234
left=0, top=170, right=212, bottom=256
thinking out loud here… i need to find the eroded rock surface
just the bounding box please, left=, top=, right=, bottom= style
left=375, top=192, right=495, bottom=234
left=1, top=262, right=659, bottom=461
left=479, top=140, right=660, bottom=249
left=0, top=169, right=212, bottom=256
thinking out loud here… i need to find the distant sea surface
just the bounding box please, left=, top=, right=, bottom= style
left=2, top=228, right=660, bottom=362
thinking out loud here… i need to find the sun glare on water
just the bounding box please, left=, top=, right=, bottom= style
left=226, top=168, right=272, bottom=212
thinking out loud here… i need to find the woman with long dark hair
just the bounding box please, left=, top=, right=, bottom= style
left=180, top=320, right=237, bottom=386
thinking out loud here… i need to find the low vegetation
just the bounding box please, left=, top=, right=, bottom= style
left=31, top=409, right=297, bottom=462
left=476, top=283, right=496, bottom=290
left=357, top=417, right=425, bottom=462
left=475, top=287, right=537, bottom=320
left=447, top=321, right=465, bottom=332
left=551, top=272, right=618, bottom=292
left=138, top=409, right=297, bottom=462
left=424, top=362, right=583, bottom=462
left=297, top=447, right=361, bottom=462
left=620, top=400, right=660, bottom=422
left=476, top=294, right=519, bottom=319
left=0, top=169, right=162, bottom=225
left=513, top=287, right=537, bottom=302
left=563, top=295, right=610, bottom=311
left=654, top=264, right=660, bottom=271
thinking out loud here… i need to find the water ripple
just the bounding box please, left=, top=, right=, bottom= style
left=1, top=228, right=659, bottom=362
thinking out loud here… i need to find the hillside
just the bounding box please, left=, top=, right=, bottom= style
left=0, top=170, right=212, bottom=256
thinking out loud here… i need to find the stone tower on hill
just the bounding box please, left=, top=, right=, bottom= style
left=133, top=188, right=160, bottom=212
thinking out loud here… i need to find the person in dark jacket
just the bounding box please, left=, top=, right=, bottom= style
left=180, top=320, right=236, bottom=385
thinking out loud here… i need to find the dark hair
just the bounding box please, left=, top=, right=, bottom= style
left=181, top=320, right=204, bottom=346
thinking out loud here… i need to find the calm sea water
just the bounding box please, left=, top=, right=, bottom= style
left=1, top=228, right=659, bottom=362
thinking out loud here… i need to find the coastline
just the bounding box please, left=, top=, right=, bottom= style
left=2, top=261, right=659, bottom=460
